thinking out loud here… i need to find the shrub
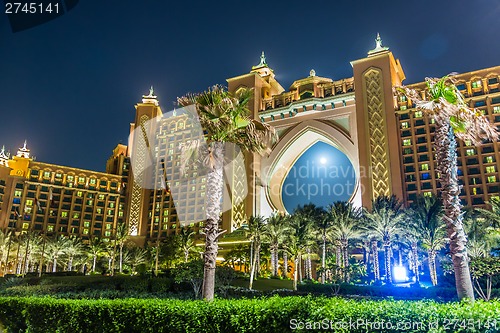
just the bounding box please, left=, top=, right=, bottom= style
left=0, top=296, right=499, bottom=333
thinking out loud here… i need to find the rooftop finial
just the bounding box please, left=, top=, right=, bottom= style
left=23, top=140, right=27, bottom=150
left=252, top=51, right=269, bottom=70
left=142, top=86, right=159, bottom=106
left=0, top=145, right=9, bottom=167
left=368, top=32, right=389, bottom=56
left=149, top=86, right=154, bottom=97
left=16, top=140, right=30, bottom=159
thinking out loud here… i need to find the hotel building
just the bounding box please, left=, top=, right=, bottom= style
left=1, top=35, right=500, bottom=245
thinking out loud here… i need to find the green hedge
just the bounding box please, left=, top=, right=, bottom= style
left=0, top=296, right=499, bottom=333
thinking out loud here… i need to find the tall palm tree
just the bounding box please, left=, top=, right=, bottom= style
left=65, top=236, right=84, bottom=271
left=114, top=222, right=129, bottom=274
left=178, top=85, right=276, bottom=300
left=46, top=235, right=71, bottom=272
left=313, top=211, right=332, bottom=283
left=364, top=195, right=406, bottom=284
left=87, top=237, right=105, bottom=272
left=398, top=76, right=498, bottom=300
left=294, top=204, right=324, bottom=280
left=475, top=197, right=500, bottom=228
left=263, top=212, right=290, bottom=277
left=0, top=230, right=13, bottom=275
left=246, top=215, right=266, bottom=290
left=328, top=202, right=364, bottom=282
left=123, top=247, right=148, bottom=274
left=407, top=195, right=447, bottom=286
left=285, top=211, right=314, bottom=286
left=176, top=227, right=197, bottom=263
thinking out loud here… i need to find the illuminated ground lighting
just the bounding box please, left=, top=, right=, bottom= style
left=393, top=265, right=408, bottom=282
left=319, top=157, right=327, bottom=164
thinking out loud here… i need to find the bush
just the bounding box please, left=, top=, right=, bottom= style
left=0, top=296, right=499, bottom=333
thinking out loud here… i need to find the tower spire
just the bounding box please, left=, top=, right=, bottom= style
left=368, top=32, right=389, bottom=56
left=0, top=145, right=9, bottom=167
left=142, top=86, right=159, bottom=106
left=16, top=140, right=30, bottom=159
left=252, top=51, right=268, bottom=69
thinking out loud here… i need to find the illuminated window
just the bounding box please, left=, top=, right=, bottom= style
left=14, top=190, right=22, bottom=197
left=400, top=106, right=407, bottom=111
left=471, top=80, right=482, bottom=88
left=55, top=173, right=62, bottom=179
left=466, top=149, right=475, bottom=156
left=89, top=178, right=97, bottom=185
left=399, top=95, right=407, bottom=102
left=107, top=209, right=113, bottom=215
left=421, top=164, right=429, bottom=171
left=488, top=175, right=497, bottom=183
left=73, top=213, right=80, bottom=219
left=78, top=177, right=85, bottom=184
left=61, top=211, right=68, bottom=218
left=491, top=195, right=500, bottom=202
left=486, top=166, right=496, bottom=173
left=464, top=140, right=472, bottom=146
left=414, top=111, right=423, bottom=118
left=472, top=188, right=477, bottom=195
left=68, top=183, right=73, bottom=188
left=401, top=122, right=409, bottom=129
left=163, top=223, right=168, bottom=229
left=97, top=208, right=102, bottom=214
left=26, top=199, right=33, bottom=206
left=109, top=202, right=115, bottom=208
left=77, top=191, right=83, bottom=197
left=83, top=221, right=90, bottom=228
left=47, top=225, right=54, bottom=232
left=87, top=199, right=93, bottom=205
left=98, top=194, right=105, bottom=200
left=105, top=231, right=111, bottom=237
left=22, top=223, right=29, bottom=229
left=163, top=210, right=169, bottom=216
left=403, top=139, right=412, bottom=146
left=105, top=224, right=112, bottom=230
left=83, top=229, right=89, bottom=235
left=486, top=156, right=494, bottom=163
left=67, top=175, right=74, bottom=182
left=494, top=106, right=500, bottom=114
left=423, top=192, right=432, bottom=197
left=43, top=171, right=51, bottom=178
left=118, top=211, right=123, bottom=217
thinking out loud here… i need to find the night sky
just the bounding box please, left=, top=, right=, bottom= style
left=1, top=0, right=499, bottom=172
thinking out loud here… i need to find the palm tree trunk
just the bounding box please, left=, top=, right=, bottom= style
left=68, top=256, right=73, bottom=271
left=363, top=240, right=370, bottom=272
left=298, top=255, right=303, bottom=282
left=306, top=248, right=312, bottom=280
left=293, top=257, right=299, bottom=291
left=93, top=255, right=97, bottom=272
left=434, top=122, right=474, bottom=300
left=119, top=244, right=124, bottom=273
left=201, top=142, right=225, bottom=301
left=52, top=257, right=57, bottom=273
left=321, top=236, right=326, bottom=283
left=384, top=243, right=392, bottom=284
left=283, top=251, right=288, bottom=278
left=412, top=243, right=419, bottom=283
left=249, top=242, right=260, bottom=290
left=428, top=250, right=438, bottom=286
left=371, top=241, right=380, bottom=281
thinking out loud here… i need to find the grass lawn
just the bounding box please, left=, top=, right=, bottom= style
left=231, top=277, right=293, bottom=291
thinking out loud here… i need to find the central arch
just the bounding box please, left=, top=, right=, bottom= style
left=261, top=119, right=361, bottom=214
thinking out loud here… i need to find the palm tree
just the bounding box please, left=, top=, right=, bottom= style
left=87, top=237, right=105, bottom=272
left=284, top=211, right=314, bottom=287
left=65, top=236, right=84, bottom=271
left=328, top=202, right=364, bottom=282
left=294, top=204, right=324, bottom=280
left=313, top=211, right=332, bottom=283
left=263, top=213, right=291, bottom=277
left=398, top=76, right=498, bottom=300
left=176, top=227, right=197, bottom=263
left=246, top=215, right=266, bottom=290
left=475, top=197, right=500, bottom=228
left=46, top=235, right=71, bottom=272
left=407, top=195, right=447, bottom=286
left=0, top=230, right=13, bottom=275
left=114, top=222, right=129, bottom=274
left=364, top=196, right=406, bottom=284
left=178, top=85, right=276, bottom=300
left=123, top=247, right=148, bottom=274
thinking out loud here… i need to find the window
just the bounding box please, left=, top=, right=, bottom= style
left=107, top=209, right=113, bottom=216
left=400, top=106, right=407, bottom=111
left=486, top=166, right=496, bottom=173
left=84, top=221, right=90, bottom=228
left=47, top=225, right=54, bottom=232
left=488, top=175, right=497, bottom=183
left=78, top=177, right=85, bottom=184
left=118, top=211, right=123, bottom=217
left=421, top=164, right=429, bottom=171
left=22, top=223, right=29, bottom=229
left=472, top=188, right=477, bottom=195
left=26, top=199, right=33, bottom=206
left=87, top=199, right=93, bottom=205
left=73, top=213, right=80, bottom=219
left=399, top=95, right=407, bottom=102
left=77, top=191, right=83, bottom=197
left=414, top=111, right=423, bottom=118
left=55, top=173, right=62, bottom=179
left=89, top=178, right=97, bottom=185
left=493, top=106, right=500, bottom=114
left=96, top=208, right=102, bottom=214
left=105, top=231, right=111, bottom=237
left=109, top=202, right=115, bottom=208
left=67, top=175, right=74, bottom=182
left=105, top=224, right=112, bottom=230
left=464, top=140, right=472, bottom=146
left=486, top=156, right=494, bottom=163
left=471, top=80, right=482, bottom=88
left=466, top=149, right=475, bottom=156
left=61, top=211, right=68, bottom=218
left=403, top=139, right=411, bottom=146
left=14, top=190, right=22, bottom=197
left=423, top=192, right=432, bottom=197
left=43, top=171, right=51, bottom=178
left=83, top=229, right=89, bottom=235
left=98, top=194, right=105, bottom=200
left=401, top=122, right=409, bottom=129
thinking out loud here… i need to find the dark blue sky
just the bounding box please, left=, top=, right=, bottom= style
left=1, top=0, right=500, bottom=171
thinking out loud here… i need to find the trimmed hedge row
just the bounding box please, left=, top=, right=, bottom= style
left=0, top=296, right=499, bottom=333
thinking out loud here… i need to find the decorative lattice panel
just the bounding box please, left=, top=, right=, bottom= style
left=363, top=69, right=391, bottom=199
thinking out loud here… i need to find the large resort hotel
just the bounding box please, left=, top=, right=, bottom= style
left=2, top=35, right=500, bottom=245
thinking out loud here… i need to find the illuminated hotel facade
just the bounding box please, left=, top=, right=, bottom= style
left=1, top=35, right=500, bottom=245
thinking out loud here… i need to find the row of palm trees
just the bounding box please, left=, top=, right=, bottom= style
left=242, top=194, right=499, bottom=291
